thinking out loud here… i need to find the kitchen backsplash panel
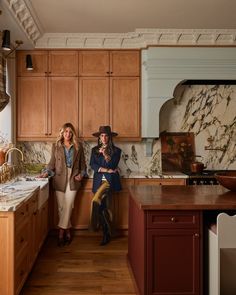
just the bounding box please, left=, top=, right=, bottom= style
left=160, top=84, right=236, bottom=170
left=18, top=84, right=236, bottom=175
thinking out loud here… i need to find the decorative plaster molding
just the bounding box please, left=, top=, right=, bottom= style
left=35, top=29, right=236, bottom=49
left=3, top=0, right=42, bottom=45
left=3, top=0, right=236, bottom=48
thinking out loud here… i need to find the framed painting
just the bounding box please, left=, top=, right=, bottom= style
left=161, top=132, right=195, bottom=173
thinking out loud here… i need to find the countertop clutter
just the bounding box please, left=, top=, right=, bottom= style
left=0, top=177, right=49, bottom=211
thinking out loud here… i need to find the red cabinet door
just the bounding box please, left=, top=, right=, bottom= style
left=147, top=228, right=200, bottom=295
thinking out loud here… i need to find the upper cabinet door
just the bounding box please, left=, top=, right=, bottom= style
left=79, top=51, right=110, bottom=76
left=110, top=51, right=140, bottom=76
left=49, top=77, right=79, bottom=137
left=79, top=77, right=110, bottom=138
left=110, top=77, right=140, bottom=140
left=48, top=51, right=78, bottom=76
left=17, top=51, right=48, bottom=76
left=17, top=77, right=48, bottom=138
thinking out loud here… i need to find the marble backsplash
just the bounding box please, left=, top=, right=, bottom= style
left=17, top=84, right=236, bottom=176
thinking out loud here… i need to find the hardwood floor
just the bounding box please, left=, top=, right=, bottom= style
left=20, top=234, right=137, bottom=295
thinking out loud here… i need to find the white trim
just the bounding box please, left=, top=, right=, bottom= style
left=3, top=0, right=236, bottom=48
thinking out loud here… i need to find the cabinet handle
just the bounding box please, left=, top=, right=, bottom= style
left=110, top=71, right=113, bottom=74
left=106, top=71, right=109, bottom=74
left=20, top=211, right=25, bottom=215
left=194, top=233, right=199, bottom=237
left=20, top=237, right=24, bottom=243
left=170, top=217, right=176, bottom=222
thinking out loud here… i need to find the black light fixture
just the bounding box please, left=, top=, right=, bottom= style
left=26, top=54, right=33, bottom=70
left=2, top=30, right=11, bottom=51
left=1, top=10, right=23, bottom=58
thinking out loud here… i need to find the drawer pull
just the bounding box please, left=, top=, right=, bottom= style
left=170, top=217, right=176, bottom=222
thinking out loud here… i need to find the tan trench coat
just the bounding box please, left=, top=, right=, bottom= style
left=47, top=142, right=86, bottom=192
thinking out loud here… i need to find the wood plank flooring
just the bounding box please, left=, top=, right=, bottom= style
left=20, top=234, right=137, bottom=295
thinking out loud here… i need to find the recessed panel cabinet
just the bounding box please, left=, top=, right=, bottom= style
left=128, top=197, right=201, bottom=295
left=79, top=50, right=140, bottom=76
left=79, top=50, right=140, bottom=140
left=17, top=77, right=78, bottom=140
left=16, top=50, right=140, bottom=141
left=17, top=50, right=78, bottom=76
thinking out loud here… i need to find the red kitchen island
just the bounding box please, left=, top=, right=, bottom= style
left=128, top=185, right=236, bottom=295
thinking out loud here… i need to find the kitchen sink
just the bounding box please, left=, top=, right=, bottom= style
left=0, top=178, right=49, bottom=209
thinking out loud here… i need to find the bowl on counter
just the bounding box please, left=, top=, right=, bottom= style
left=215, top=171, right=236, bottom=192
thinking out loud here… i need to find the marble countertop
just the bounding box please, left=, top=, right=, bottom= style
left=120, top=171, right=188, bottom=179
left=0, top=177, right=49, bottom=212
left=87, top=171, right=188, bottom=179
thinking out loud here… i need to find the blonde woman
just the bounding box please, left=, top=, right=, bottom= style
left=40, top=123, right=86, bottom=246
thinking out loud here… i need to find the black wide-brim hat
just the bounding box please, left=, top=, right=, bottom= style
left=92, top=125, right=118, bottom=137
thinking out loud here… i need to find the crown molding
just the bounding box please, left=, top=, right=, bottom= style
left=35, top=29, right=236, bottom=49
left=3, top=1, right=236, bottom=49
left=3, top=0, right=42, bottom=45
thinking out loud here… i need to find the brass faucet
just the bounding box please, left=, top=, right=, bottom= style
left=5, top=147, right=24, bottom=163
left=0, top=148, right=24, bottom=183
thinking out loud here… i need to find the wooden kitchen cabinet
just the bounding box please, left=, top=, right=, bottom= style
left=17, top=50, right=79, bottom=140
left=128, top=196, right=201, bottom=295
left=17, top=76, right=78, bottom=140
left=48, top=51, right=78, bottom=76
left=79, top=50, right=140, bottom=76
left=135, top=178, right=186, bottom=186
left=17, top=49, right=140, bottom=141
left=147, top=211, right=201, bottom=295
left=17, top=77, right=48, bottom=139
left=79, top=51, right=140, bottom=140
left=113, top=179, right=135, bottom=229
left=17, top=50, right=78, bottom=76
left=51, top=178, right=132, bottom=230
left=79, top=77, right=110, bottom=138
left=0, top=189, right=49, bottom=295
left=110, top=77, right=140, bottom=139
left=17, top=50, right=48, bottom=76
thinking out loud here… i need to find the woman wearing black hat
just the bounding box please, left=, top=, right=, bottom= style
left=90, top=126, right=122, bottom=245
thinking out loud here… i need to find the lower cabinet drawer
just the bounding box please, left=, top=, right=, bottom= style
left=147, top=210, right=200, bottom=229
left=15, top=246, right=28, bottom=295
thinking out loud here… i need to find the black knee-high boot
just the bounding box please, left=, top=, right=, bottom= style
left=99, top=195, right=111, bottom=246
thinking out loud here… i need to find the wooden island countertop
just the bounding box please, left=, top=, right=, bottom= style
left=129, top=185, right=236, bottom=210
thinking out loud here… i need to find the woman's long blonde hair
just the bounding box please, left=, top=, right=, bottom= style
left=56, top=122, right=78, bottom=149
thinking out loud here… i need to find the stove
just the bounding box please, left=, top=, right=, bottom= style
left=186, top=170, right=235, bottom=185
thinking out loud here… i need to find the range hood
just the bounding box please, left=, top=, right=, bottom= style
left=142, top=47, right=236, bottom=139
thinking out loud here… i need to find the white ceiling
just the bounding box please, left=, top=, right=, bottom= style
left=1, top=0, right=236, bottom=49
left=27, top=0, right=236, bottom=33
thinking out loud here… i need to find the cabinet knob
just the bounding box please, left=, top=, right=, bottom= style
left=194, top=233, right=199, bottom=237
left=170, top=217, right=176, bottom=222
left=106, top=71, right=109, bottom=74
left=110, top=71, right=113, bottom=74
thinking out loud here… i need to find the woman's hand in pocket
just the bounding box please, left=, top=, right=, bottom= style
left=74, top=173, right=83, bottom=182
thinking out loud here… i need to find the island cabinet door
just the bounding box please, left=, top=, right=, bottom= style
left=147, top=228, right=200, bottom=295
